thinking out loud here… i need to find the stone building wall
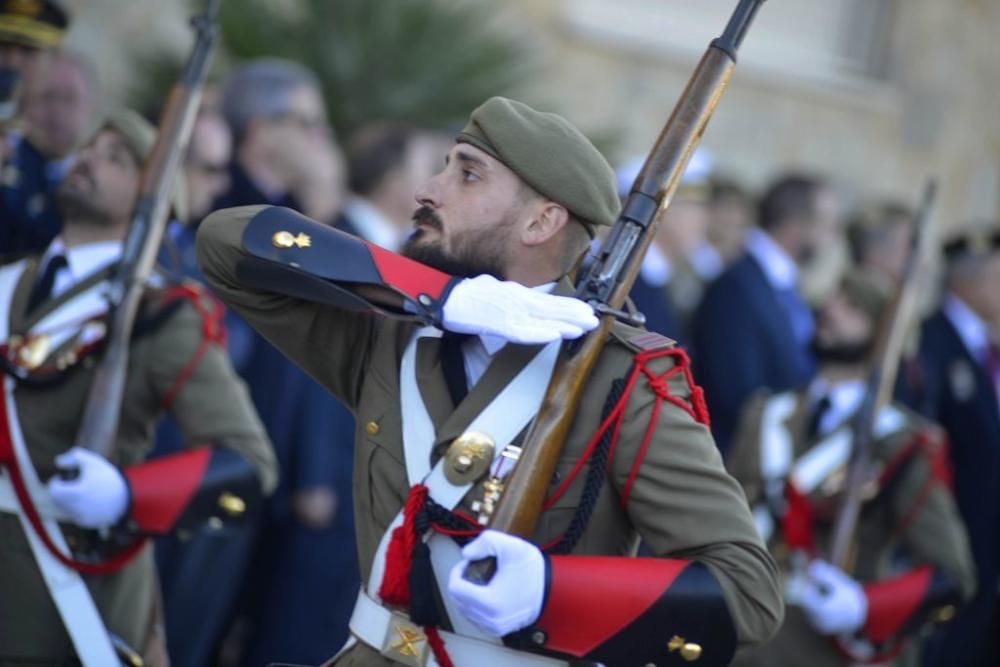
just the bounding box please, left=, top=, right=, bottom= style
left=59, top=0, right=1000, bottom=231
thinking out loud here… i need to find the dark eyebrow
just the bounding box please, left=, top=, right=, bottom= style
left=453, top=149, right=489, bottom=170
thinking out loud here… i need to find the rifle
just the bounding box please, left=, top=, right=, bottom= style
left=74, top=0, right=221, bottom=460
left=467, top=0, right=767, bottom=582
left=828, top=180, right=938, bottom=570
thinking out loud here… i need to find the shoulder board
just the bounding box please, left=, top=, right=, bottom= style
left=609, top=322, right=677, bottom=354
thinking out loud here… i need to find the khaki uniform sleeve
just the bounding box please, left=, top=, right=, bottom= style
left=610, top=355, right=784, bottom=648
left=195, top=205, right=376, bottom=407
left=725, top=391, right=770, bottom=507
left=891, top=439, right=977, bottom=601
left=145, top=300, right=278, bottom=494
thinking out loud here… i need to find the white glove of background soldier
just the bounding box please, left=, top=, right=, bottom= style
left=443, top=274, right=599, bottom=344
left=47, top=446, right=129, bottom=529
left=447, top=529, right=546, bottom=636
left=790, top=559, right=868, bottom=636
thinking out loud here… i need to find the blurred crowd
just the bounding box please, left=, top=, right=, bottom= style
left=1, top=4, right=999, bottom=667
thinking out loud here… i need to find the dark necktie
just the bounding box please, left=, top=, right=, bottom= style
left=440, top=331, right=471, bottom=406
left=26, top=254, right=68, bottom=314
left=807, top=394, right=832, bottom=440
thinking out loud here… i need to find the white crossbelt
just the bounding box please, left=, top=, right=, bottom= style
left=343, top=327, right=564, bottom=664
left=0, top=264, right=119, bottom=666
left=349, top=589, right=568, bottom=667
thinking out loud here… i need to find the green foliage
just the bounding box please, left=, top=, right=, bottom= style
left=216, top=0, right=536, bottom=138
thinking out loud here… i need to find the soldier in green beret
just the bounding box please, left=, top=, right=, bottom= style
left=0, top=108, right=276, bottom=665
left=727, top=270, right=975, bottom=667
left=198, top=96, right=782, bottom=666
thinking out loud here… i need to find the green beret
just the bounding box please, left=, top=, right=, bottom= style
left=841, top=270, right=890, bottom=324
left=101, top=108, right=189, bottom=225
left=0, top=0, right=68, bottom=49
left=458, top=97, right=619, bottom=235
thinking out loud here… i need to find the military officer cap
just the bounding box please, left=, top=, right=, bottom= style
left=458, top=96, right=619, bottom=237
left=0, top=0, right=68, bottom=49
left=101, top=107, right=188, bottom=224
left=942, top=223, right=1000, bottom=262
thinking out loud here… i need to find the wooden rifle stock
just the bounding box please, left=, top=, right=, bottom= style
left=74, top=0, right=221, bottom=459
left=466, top=0, right=767, bottom=582
left=828, top=180, right=938, bottom=570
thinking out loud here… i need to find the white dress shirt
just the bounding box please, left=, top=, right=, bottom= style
left=37, top=237, right=123, bottom=299
left=458, top=281, right=557, bottom=387
left=944, top=293, right=1000, bottom=410
left=745, top=228, right=798, bottom=291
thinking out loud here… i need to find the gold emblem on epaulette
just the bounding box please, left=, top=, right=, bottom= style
left=381, top=614, right=428, bottom=666
left=271, top=231, right=311, bottom=248
left=444, top=431, right=494, bottom=485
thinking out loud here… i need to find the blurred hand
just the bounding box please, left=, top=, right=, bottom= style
left=48, top=447, right=129, bottom=529
left=269, top=123, right=344, bottom=221
left=292, top=486, right=338, bottom=529
left=788, top=559, right=867, bottom=636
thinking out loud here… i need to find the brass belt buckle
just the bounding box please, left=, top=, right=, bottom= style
left=381, top=611, right=430, bottom=667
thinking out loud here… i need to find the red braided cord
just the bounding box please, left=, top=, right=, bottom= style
left=378, top=484, right=428, bottom=607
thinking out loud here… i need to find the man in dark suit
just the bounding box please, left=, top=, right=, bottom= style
left=917, top=227, right=1000, bottom=667
left=692, top=174, right=841, bottom=454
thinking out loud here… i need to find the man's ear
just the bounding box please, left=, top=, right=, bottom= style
left=522, top=202, right=569, bottom=247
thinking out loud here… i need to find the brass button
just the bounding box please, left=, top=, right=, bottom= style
left=218, top=492, right=246, bottom=517
left=680, top=643, right=702, bottom=662
left=668, top=636, right=685, bottom=652
left=366, top=421, right=380, bottom=436
left=933, top=604, right=956, bottom=623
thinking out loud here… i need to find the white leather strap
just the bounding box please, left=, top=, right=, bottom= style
left=367, top=327, right=559, bottom=640
left=349, top=588, right=569, bottom=667
left=0, top=376, right=118, bottom=666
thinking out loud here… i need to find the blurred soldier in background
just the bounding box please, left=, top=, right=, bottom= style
left=706, top=177, right=754, bottom=266
left=847, top=201, right=914, bottom=285
left=728, top=271, right=974, bottom=667
left=0, top=109, right=275, bottom=666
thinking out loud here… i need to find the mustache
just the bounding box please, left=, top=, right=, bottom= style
left=411, top=206, right=443, bottom=232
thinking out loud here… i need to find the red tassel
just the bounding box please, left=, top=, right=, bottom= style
left=425, top=626, right=455, bottom=667
left=379, top=484, right=428, bottom=606
left=782, top=481, right=815, bottom=553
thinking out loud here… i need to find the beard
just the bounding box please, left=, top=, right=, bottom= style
left=54, top=169, right=115, bottom=226
left=810, top=337, right=872, bottom=365
left=401, top=205, right=510, bottom=280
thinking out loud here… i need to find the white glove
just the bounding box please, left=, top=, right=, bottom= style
left=442, top=275, right=598, bottom=344
left=47, top=447, right=130, bottom=529
left=447, top=529, right=547, bottom=636
left=791, top=559, right=868, bottom=636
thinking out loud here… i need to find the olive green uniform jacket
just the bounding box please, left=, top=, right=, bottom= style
left=0, top=256, right=277, bottom=664
left=197, top=206, right=784, bottom=666
left=727, top=388, right=976, bottom=667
